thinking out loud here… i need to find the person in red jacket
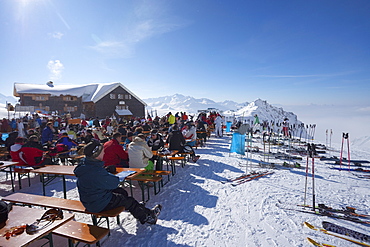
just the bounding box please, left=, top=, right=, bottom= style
left=19, top=135, right=52, bottom=167
left=10, top=137, right=26, bottom=166
left=103, top=132, right=129, bottom=168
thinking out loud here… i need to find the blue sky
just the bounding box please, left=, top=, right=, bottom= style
left=1, top=0, right=370, bottom=141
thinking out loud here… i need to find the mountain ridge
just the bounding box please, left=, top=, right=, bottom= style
left=144, top=95, right=298, bottom=125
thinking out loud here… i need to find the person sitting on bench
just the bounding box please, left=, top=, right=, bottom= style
left=19, top=135, right=53, bottom=167
left=74, top=140, right=161, bottom=225
left=167, top=124, right=200, bottom=163
left=103, top=132, right=129, bottom=168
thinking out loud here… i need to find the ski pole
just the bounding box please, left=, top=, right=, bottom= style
left=346, top=133, right=351, bottom=170
left=304, top=143, right=310, bottom=206
left=311, top=124, right=316, bottom=141
left=311, top=144, right=316, bottom=211
left=339, top=133, right=345, bottom=169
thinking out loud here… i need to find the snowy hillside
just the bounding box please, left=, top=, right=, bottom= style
left=145, top=95, right=298, bottom=125
left=144, top=93, right=247, bottom=117
left=225, top=99, right=300, bottom=124
left=0, top=93, right=17, bottom=105
left=352, top=136, right=370, bottom=153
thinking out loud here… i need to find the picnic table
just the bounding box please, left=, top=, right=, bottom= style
left=0, top=161, right=20, bottom=192
left=30, top=165, right=145, bottom=199
left=0, top=205, right=74, bottom=247
left=152, top=150, right=178, bottom=171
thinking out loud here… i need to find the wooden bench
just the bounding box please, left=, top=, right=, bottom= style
left=53, top=220, right=109, bottom=247
left=168, top=156, right=186, bottom=174
left=175, top=152, right=191, bottom=164
left=1, top=192, right=125, bottom=228
left=129, top=170, right=171, bottom=202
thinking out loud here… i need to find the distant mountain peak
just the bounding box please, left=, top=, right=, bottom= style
left=144, top=95, right=301, bottom=126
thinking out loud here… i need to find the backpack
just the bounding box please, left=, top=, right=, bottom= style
left=0, top=200, right=12, bottom=224
left=56, top=144, right=68, bottom=153
left=182, top=144, right=194, bottom=154
left=49, top=144, right=69, bottom=156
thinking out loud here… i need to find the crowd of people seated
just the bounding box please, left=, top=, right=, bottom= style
left=1, top=110, right=224, bottom=169
left=0, top=111, right=224, bottom=225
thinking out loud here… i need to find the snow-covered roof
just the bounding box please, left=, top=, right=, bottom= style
left=13, top=82, right=146, bottom=106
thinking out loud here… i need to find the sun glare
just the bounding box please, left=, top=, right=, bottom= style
left=18, top=0, right=44, bottom=7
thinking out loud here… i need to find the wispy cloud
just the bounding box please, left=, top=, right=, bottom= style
left=254, top=71, right=357, bottom=78
left=47, top=60, right=64, bottom=81
left=55, top=12, right=71, bottom=30
left=90, top=1, right=189, bottom=58
left=357, top=106, right=370, bottom=112
left=48, top=31, right=64, bottom=39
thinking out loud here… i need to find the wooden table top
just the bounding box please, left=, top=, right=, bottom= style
left=115, top=167, right=145, bottom=179
left=152, top=150, right=178, bottom=157
left=0, top=205, right=74, bottom=247
left=30, top=165, right=145, bottom=179
left=30, top=165, right=76, bottom=176
left=0, top=161, right=19, bottom=169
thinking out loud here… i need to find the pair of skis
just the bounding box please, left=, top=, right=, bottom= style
left=331, top=167, right=370, bottom=173
left=297, top=203, right=370, bottom=219
left=353, top=173, right=370, bottom=179
left=304, top=221, right=370, bottom=246
left=222, top=171, right=273, bottom=186
left=276, top=201, right=370, bottom=224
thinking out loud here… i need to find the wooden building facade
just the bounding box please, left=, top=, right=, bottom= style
left=13, top=82, right=146, bottom=119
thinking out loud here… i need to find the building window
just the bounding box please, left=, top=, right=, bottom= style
left=118, top=94, right=124, bottom=99
left=116, top=105, right=128, bottom=110
left=110, top=94, right=116, bottom=99
left=63, top=96, right=75, bottom=101
left=33, top=95, right=48, bottom=101
left=119, top=101, right=125, bottom=105
left=65, top=106, right=77, bottom=112
left=125, top=94, right=131, bottom=100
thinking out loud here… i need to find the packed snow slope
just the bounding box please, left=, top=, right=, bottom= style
left=1, top=134, right=368, bottom=247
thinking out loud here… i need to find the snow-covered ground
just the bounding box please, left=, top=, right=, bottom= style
left=1, top=133, right=369, bottom=247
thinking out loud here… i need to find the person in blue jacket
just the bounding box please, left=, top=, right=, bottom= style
left=56, top=132, right=78, bottom=150
left=74, top=140, right=161, bottom=225
left=41, top=122, right=54, bottom=145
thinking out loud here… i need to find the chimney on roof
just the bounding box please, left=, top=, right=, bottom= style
left=46, top=81, right=54, bottom=87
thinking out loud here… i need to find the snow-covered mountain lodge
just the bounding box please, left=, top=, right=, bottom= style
left=13, top=82, right=146, bottom=119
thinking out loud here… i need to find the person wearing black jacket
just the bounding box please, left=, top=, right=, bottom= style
left=148, top=130, right=165, bottom=170
left=147, top=130, right=164, bottom=151
left=166, top=124, right=200, bottom=163
left=166, top=125, right=185, bottom=151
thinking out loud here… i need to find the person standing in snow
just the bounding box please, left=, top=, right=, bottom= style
left=214, top=114, right=223, bottom=138
left=167, top=112, right=176, bottom=125
left=17, top=119, right=26, bottom=138
left=74, top=140, right=161, bottom=225
left=282, top=118, right=289, bottom=137
left=253, top=114, right=260, bottom=134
